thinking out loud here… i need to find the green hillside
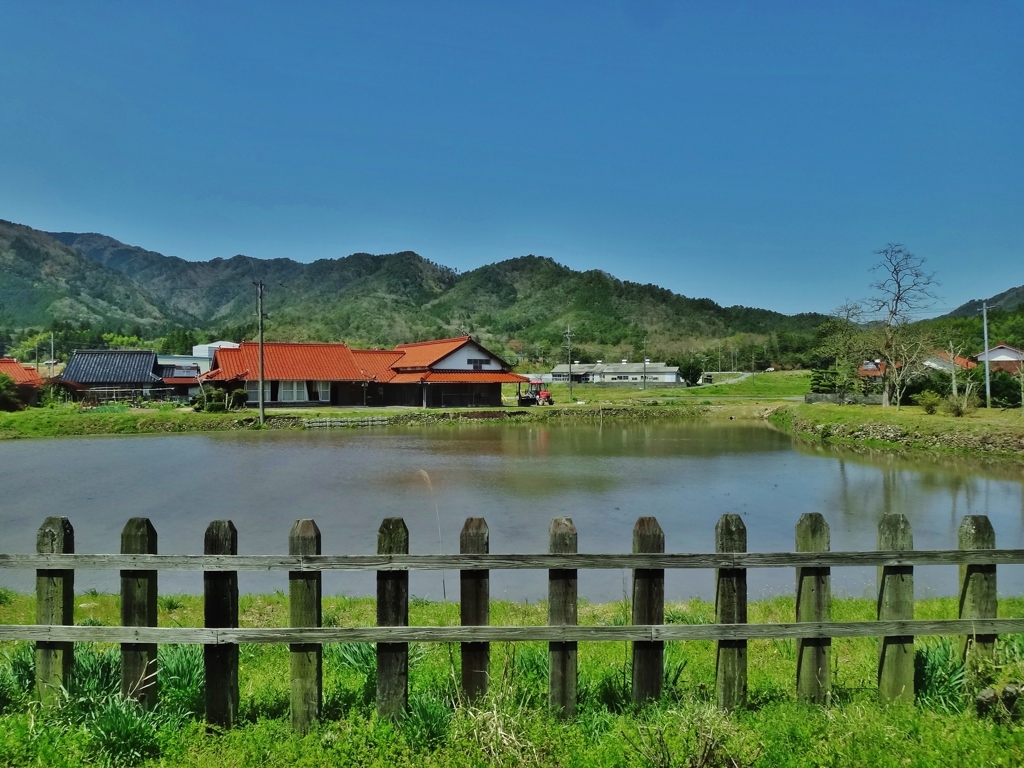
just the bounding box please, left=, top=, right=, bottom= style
left=2, top=219, right=831, bottom=365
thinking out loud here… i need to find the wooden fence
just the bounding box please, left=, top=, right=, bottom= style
left=4, top=512, right=1024, bottom=732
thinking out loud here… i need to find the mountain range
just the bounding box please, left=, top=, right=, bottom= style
left=1, top=217, right=1019, bottom=355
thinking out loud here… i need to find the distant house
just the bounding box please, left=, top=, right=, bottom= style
left=550, top=360, right=682, bottom=384
left=202, top=336, right=528, bottom=408
left=975, top=343, right=1024, bottom=375
left=0, top=357, right=44, bottom=406
left=923, top=351, right=977, bottom=375
left=60, top=350, right=198, bottom=402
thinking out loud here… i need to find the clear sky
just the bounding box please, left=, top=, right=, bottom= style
left=1, top=2, right=1020, bottom=316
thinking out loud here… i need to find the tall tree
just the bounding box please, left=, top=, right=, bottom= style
left=867, top=244, right=939, bottom=407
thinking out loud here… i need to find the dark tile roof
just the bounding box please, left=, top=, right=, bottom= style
left=61, top=350, right=162, bottom=385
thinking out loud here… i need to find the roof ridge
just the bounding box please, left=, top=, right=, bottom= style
left=396, top=336, right=470, bottom=349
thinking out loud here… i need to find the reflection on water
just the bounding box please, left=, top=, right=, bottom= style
left=0, top=423, right=1021, bottom=602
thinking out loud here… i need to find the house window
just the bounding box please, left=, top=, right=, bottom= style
left=278, top=380, right=308, bottom=402
left=245, top=381, right=271, bottom=403
left=317, top=381, right=331, bottom=401
left=467, top=358, right=491, bottom=370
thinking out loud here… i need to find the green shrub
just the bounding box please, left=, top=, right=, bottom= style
left=915, top=638, right=967, bottom=714
left=0, top=587, right=14, bottom=606
left=204, top=402, right=226, bottom=413
left=159, top=644, right=204, bottom=719
left=943, top=391, right=979, bottom=417
left=0, top=373, right=23, bottom=412
left=912, top=390, right=943, bottom=414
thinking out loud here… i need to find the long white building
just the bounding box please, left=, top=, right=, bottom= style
left=550, top=360, right=683, bottom=384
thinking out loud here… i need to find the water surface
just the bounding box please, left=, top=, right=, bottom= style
left=1, top=422, right=1021, bottom=601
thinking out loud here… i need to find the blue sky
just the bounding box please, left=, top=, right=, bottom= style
left=1, top=2, right=1020, bottom=316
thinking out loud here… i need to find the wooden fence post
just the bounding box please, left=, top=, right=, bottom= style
left=377, top=518, right=409, bottom=720
left=121, top=517, right=158, bottom=707
left=959, top=515, right=996, bottom=663
left=205, top=520, right=239, bottom=728
left=715, top=513, right=747, bottom=711
left=548, top=517, right=577, bottom=718
left=632, top=516, right=665, bottom=707
left=795, top=513, right=831, bottom=704
left=289, top=519, right=321, bottom=733
left=36, top=516, right=74, bottom=705
left=460, top=517, right=489, bottom=702
left=877, top=514, right=913, bottom=704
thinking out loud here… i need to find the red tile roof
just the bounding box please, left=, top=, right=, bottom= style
left=205, top=342, right=363, bottom=382
left=393, top=336, right=471, bottom=369
left=423, top=371, right=529, bottom=384
left=351, top=350, right=404, bottom=382
left=0, top=358, right=43, bottom=386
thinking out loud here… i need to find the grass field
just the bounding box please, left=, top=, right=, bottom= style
left=1, top=591, right=1022, bottom=766
left=515, top=371, right=812, bottom=405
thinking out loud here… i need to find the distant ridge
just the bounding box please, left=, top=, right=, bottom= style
left=943, top=284, right=1024, bottom=318
left=1, top=218, right=828, bottom=354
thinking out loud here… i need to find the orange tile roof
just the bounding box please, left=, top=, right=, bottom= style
left=351, top=349, right=404, bottom=382
left=205, top=342, right=363, bottom=381
left=424, top=371, right=529, bottom=384
left=0, top=358, right=43, bottom=386
left=393, top=336, right=471, bottom=369
left=389, top=372, right=428, bottom=384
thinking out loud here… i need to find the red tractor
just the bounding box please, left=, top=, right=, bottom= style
left=518, top=379, right=554, bottom=406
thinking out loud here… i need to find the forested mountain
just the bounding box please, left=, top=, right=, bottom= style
left=943, top=284, right=1024, bottom=318
left=2, top=218, right=829, bottom=363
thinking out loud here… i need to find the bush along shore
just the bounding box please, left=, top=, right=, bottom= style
left=1, top=592, right=1023, bottom=767
left=769, top=403, right=1024, bottom=461
left=0, top=403, right=713, bottom=440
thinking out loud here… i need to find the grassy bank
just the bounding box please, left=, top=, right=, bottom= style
left=522, top=370, right=811, bottom=404
left=1, top=591, right=1023, bottom=766
left=770, top=403, right=1024, bottom=461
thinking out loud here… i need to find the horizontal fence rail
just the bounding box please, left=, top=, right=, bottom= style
left=3, top=550, right=1023, bottom=570
left=1, top=619, right=1023, bottom=644
left=3, top=512, right=1020, bottom=731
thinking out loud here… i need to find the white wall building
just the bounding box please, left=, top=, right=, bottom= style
left=550, top=361, right=683, bottom=384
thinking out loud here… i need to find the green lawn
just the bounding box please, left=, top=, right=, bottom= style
left=1, top=591, right=1021, bottom=766
left=507, top=370, right=811, bottom=405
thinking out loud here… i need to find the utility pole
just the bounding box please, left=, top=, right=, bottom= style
left=50, top=332, right=55, bottom=378
left=564, top=324, right=574, bottom=402
left=642, top=337, right=648, bottom=390
left=254, top=280, right=266, bottom=425
left=982, top=301, right=992, bottom=409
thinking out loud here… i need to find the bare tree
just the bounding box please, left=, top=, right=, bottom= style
left=867, top=244, right=939, bottom=407
left=886, top=329, right=932, bottom=410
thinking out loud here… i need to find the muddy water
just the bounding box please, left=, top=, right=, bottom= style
left=1, top=422, right=1021, bottom=601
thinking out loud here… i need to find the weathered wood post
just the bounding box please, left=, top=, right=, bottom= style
left=377, top=518, right=409, bottom=720
left=460, top=517, right=489, bottom=702
left=121, top=517, right=158, bottom=707
left=959, top=515, right=996, bottom=664
left=632, top=516, right=665, bottom=707
left=548, top=517, right=577, bottom=718
left=795, top=513, right=831, bottom=704
left=715, top=513, right=747, bottom=711
left=877, top=514, right=914, bottom=704
left=204, top=520, right=239, bottom=728
left=36, top=516, right=74, bottom=704
left=289, top=519, right=322, bottom=733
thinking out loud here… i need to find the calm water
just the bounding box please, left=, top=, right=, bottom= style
left=1, top=422, right=1022, bottom=602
